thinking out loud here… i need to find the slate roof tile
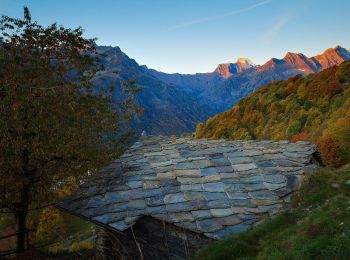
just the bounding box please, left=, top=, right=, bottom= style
left=58, top=136, right=318, bottom=240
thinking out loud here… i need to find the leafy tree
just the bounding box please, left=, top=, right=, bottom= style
left=317, top=132, right=341, bottom=167
left=286, top=120, right=302, bottom=137
left=0, top=8, right=139, bottom=255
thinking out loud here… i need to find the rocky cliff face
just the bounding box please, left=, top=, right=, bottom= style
left=313, top=46, right=350, bottom=68
left=95, top=46, right=215, bottom=135
left=215, top=58, right=255, bottom=78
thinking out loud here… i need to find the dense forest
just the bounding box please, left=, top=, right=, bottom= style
left=196, top=61, right=350, bottom=167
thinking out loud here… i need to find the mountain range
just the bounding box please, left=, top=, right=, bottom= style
left=95, top=45, right=350, bottom=135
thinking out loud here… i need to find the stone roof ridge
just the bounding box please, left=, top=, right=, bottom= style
left=58, top=136, right=318, bottom=240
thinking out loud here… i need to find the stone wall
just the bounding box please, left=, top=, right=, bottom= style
left=96, top=216, right=213, bottom=260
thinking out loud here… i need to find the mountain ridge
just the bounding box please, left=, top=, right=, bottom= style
left=94, top=45, right=350, bottom=135
left=94, top=46, right=216, bottom=135
left=147, top=45, right=350, bottom=111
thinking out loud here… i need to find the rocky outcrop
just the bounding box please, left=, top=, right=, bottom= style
left=313, top=46, right=350, bottom=68
left=283, top=52, right=320, bottom=73
left=215, top=58, right=255, bottom=78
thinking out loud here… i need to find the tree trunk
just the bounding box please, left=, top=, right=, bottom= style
left=16, top=186, right=29, bottom=257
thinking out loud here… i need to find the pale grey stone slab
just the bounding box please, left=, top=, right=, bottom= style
left=196, top=219, right=223, bottom=232
left=263, top=174, right=286, bottom=183
left=210, top=208, right=233, bottom=217
left=180, top=184, right=203, bottom=191
left=228, top=157, right=252, bottom=164
left=191, top=210, right=212, bottom=220
left=227, top=192, right=250, bottom=200
left=176, top=162, right=197, bottom=170
left=249, top=191, right=280, bottom=200
left=229, top=199, right=254, bottom=207
left=184, top=191, right=207, bottom=201
left=177, top=177, right=200, bottom=184
left=224, top=183, right=245, bottom=192
left=143, top=188, right=162, bottom=198
left=192, top=159, right=213, bottom=168
left=204, top=192, right=228, bottom=201
left=156, top=171, right=176, bottom=179
left=226, top=151, right=244, bottom=157
left=216, top=215, right=242, bottom=226
left=105, top=191, right=129, bottom=203
left=200, top=174, right=221, bottom=183
left=128, top=200, right=146, bottom=209
left=109, top=220, right=129, bottom=231
left=174, top=221, right=198, bottom=231
left=93, top=214, right=110, bottom=224
left=143, top=181, right=160, bottom=189
left=212, top=158, right=231, bottom=166
left=216, top=166, right=234, bottom=173
left=274, top=159, right=303, bottom=167
left=126, top=181, right=143, bottom=189
left=232, top=163, right=257, bottom=172
left=164, top=193, right=186, bottom=204
left=86, top=195, right=104, bottom=208
left=263, top=182, right=286, bottom=190
left=251, top=199, right=283, bottom=206
left=244, top=150, right=263, bottom=156
left=220, top=172, right=239, bottom=179
left=174, top=169, right=199, bottom=177
left=200, top=167, right=218, bottom=176
left=145, top=196, right=164, bottom=206
left=169, top=212, right=194, bottom=222
left=165, top=201, right=208, bottom=212
left=208, top=200, right=230, bottom=208
left=237, top=214, right=259, bottom=221
left=255, top=161, right=275, bottom=167
left=244, top=183, right=266, bottom=191
left=240, top=175, right=263, bottom=183
left=203, top=182, right=225, bottom=192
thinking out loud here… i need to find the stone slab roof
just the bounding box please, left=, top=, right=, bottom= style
left=58, top=136, right=317, bottom=240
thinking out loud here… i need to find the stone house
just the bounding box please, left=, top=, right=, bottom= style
left=58, top=136, right=319, bottom=259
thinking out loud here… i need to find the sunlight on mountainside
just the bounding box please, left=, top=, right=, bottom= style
left=1, top=1, right=350, bottom=259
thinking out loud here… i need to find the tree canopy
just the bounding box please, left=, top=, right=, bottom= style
left=0, top=7, right=139, bottom=255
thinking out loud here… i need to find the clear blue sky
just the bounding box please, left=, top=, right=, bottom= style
left=1, top=0, right=350, bottom=73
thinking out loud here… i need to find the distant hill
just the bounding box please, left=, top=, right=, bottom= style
left=94, top=45, right=350, bottom=135
left=94, top=46, right=215, bottom=135
left=196, top=61, right=350, bottom=167
left=148, top=46, right=350, bottom=112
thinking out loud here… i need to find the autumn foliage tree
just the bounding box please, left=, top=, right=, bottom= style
left=196, top=59, right=350, bottom=166
left=317, top=132, right=341, bottom=167
left=0, top=8, right=139, bottom=255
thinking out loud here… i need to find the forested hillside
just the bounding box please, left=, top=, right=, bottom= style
left=196, top=61, right=350, bottom=167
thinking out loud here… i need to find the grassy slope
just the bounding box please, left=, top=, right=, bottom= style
left=196, top=166, right=350, bottom=260
left=38, top=211, right=95, bottom=257
left=0, top=210, right=94, bottom=258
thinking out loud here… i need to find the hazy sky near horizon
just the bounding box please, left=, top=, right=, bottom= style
left=2, top=0, right=350, bottom=73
